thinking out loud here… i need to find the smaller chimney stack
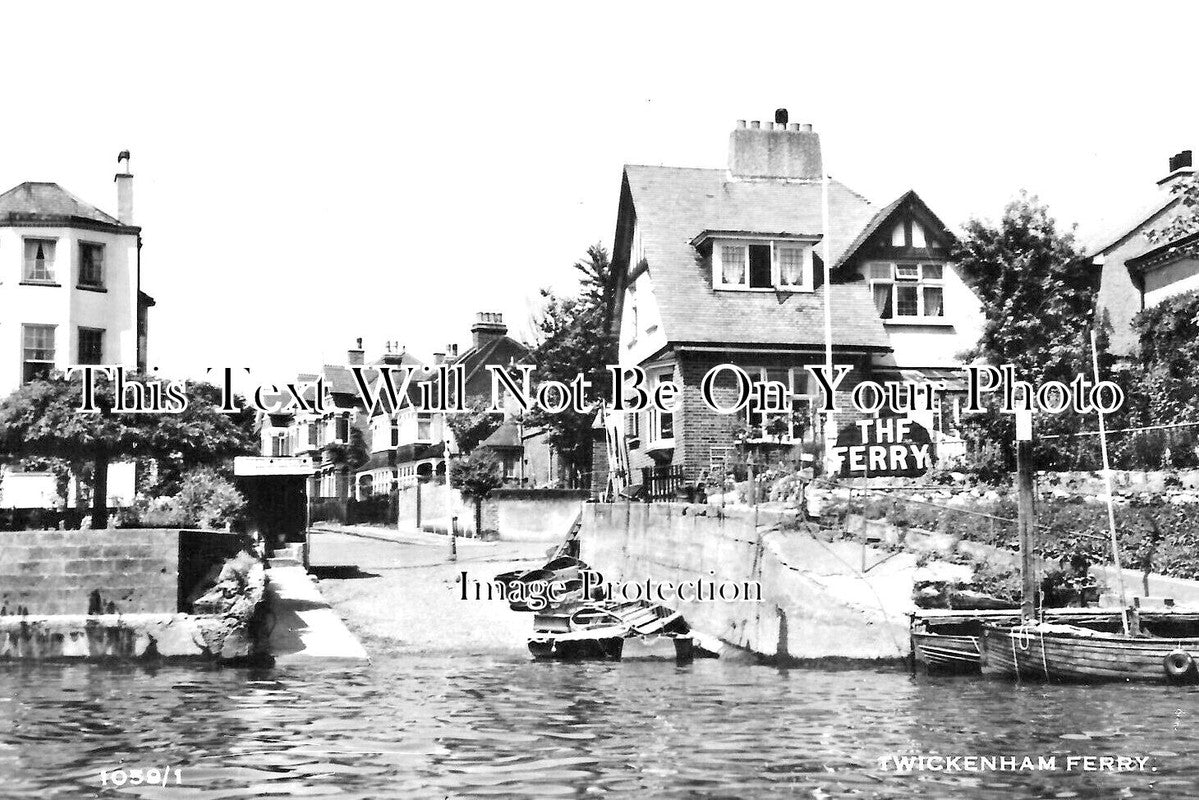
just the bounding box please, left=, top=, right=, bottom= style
left=114, top=150, right=133, bottom=224
left=433, top=351, right=445, bottom=365
left=347, top=337, right=365, bottom=366
left=1159, top=149, right=1195, bottom=191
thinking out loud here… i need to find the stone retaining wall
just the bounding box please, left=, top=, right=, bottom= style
left=577, top=503, right=921, bottom=662
left=0, top=530, right=180, bottom=616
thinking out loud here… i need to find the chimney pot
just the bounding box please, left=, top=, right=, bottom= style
left=736, top=119, right=746, bottom=129
left=800, top=123, right=813, bottom=133
left=750, top=120, right=761, bottom=129
left=114, top=150, right=133, bottom=224
left=774, top=108, right=789, bottom=125
left=787, top=123, right=800, bottom=131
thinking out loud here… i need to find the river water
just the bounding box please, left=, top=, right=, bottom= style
left=1, top=655, right=1196, bottom=798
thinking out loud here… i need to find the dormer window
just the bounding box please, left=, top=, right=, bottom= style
left=713, top=239, right=813, bottom=291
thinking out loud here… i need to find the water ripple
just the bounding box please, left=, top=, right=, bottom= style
left=0, top=657, right=1196, bottom=797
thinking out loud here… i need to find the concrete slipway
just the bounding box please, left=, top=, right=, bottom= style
left=264, top=547, right=368, bottom=662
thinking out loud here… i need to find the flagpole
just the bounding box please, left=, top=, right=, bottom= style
left=821, top=167, right=835, bottom=471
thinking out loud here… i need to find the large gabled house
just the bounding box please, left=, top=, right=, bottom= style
left=1090, top=149, right=1199, bottom=359
left=604, top=113, right=983, bottom=490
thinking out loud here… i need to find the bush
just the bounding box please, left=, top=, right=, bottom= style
left=119, top=467, right=245, bottom=529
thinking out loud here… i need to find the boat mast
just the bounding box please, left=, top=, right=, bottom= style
left=1091, top=329, right=1130, bottom=635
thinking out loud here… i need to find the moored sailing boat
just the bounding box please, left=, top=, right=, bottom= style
left=981, top=621, right=1199, bottom=683
left=979, top=332, right=1199, bottom=683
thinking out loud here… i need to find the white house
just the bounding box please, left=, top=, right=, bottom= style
left=0, top=153, right=151, bottom=510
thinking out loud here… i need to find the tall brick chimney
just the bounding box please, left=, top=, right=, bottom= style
left=728, top=109, right=822, bottom=180
left=471, top=312, right=507, bottom=350
left=114, top=150, right=133, bottom=224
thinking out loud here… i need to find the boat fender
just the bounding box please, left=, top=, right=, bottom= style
left=1163, top=650, right=1195, bottom=680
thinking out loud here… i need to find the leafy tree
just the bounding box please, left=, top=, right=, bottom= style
left=445, top=398, right=503, bottom=454
left=0, top=373, right=256, bottom=529
left=1145, top=175, right=1199, bottom=245
left=449, top=450, right=504, bottom=536
left=951, top=194, right=1112, bottom=472
left=953, top=192, right=1098, bottom=380
left=526, top=243, right=613, bottom=481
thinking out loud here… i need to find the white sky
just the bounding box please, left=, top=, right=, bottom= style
left=6, top=1, right=1197, bottom=385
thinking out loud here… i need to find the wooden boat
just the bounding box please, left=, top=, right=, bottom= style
left=981, top=617, right=1199, bottom=683
left=912, top=631, right=981, bottom=672
left=975, top=340, right=1199, bottom=685
left=911, top=609, right=1128, bottom=673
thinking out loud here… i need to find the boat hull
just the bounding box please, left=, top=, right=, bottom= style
left=981, top=624, right=1199, bottom=683
left=621, top=634, right=694, bottom=663
left=528, top=633, right=624, bottom=661
left=911, top=632, right=980, bottom=673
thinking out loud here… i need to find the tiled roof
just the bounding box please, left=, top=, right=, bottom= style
left=478, top=419, right=522, bottom=450
left=623, top=165, right=889, bottom=350
left=0, top=182, right=133, bottom=230
left=456, top=335, right=530, bottom=387
left=320, top=364, right=361, bottom=396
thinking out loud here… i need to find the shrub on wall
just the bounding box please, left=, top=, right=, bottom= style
left=118, top=468, right=246, bottom=530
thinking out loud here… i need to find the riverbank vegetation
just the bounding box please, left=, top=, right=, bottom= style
left=825, top=492, right=1199, bottom=583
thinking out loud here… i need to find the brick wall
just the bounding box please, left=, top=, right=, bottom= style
left=672, top=351, right=876, bottom=483
left=0, top=530, right=181, bottom=616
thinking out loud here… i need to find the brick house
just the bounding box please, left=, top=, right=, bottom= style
left=1090, top=149, right=1199, bottom=358
left=604, top=113, right=983, bottom=492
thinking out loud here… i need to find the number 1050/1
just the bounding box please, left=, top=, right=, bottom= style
left=99, top=767, right=182, bottom=787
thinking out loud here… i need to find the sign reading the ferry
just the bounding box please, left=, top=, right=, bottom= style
left=830, top=417, right=935, bottom=478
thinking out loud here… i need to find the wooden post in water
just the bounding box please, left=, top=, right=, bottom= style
left=1091, top=329, right=1131, bottom=635
left=1016, top=437, right=1037, bottom=621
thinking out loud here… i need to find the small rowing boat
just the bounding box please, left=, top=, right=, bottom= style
left=528, top=600, right=696, bottom=663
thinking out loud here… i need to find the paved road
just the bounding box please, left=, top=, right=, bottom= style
left=307, top=529, right=552, bottom=655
